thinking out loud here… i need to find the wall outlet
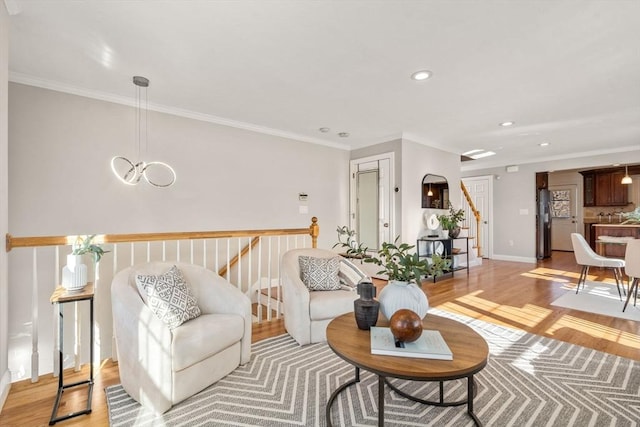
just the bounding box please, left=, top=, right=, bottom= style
left=299, top=205, right=308, bottom=214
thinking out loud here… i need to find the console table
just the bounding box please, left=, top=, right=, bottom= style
left=417, top=237, right=470, bottom=281
left=49, top=284, right=94, bottom=425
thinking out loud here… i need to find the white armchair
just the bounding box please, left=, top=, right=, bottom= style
left=281, top=248, right=361, bottom=346
left=111, top=262, right=252, bottom=414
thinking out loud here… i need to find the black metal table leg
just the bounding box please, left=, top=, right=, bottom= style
left=49, top=291, right=94, bottom=425
left=326, top=367, right=360, bottom=427
left=378, top=375, right=384, bottom=427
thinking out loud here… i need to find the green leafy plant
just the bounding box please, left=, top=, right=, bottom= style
left=427, top=253, right=452, bottom=278
left=622, top=207, right=640, bottom=224
left=364, top=238, right=430, bottom=284
left=437, top=202, right=465, bottom=231
left=72, top=235, right=109, bottom=263
left=333, top=226, right=369, bottom=258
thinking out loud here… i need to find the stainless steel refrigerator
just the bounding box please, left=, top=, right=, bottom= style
left=536, top=189, right=552, bottom=259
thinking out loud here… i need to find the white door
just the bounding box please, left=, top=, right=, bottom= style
left=461, top=176, right=492, bottom=258
left=356, top=170, right=379, bottom=250
left=549, top=185, right=578, bottom=251
left=350, top=153, right=394, bottom=250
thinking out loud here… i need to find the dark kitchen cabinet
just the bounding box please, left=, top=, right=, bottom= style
left=582, top=172, right=595, bottom=207
left=581, top=169, right=628, bottom=207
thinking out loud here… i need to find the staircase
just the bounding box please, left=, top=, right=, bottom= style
left=248, top=277, right=282, bottom=322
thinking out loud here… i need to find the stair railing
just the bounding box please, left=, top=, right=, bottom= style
left=5, top=217, right=319, bottom=383
left=461, top=182, right=483, bottom=257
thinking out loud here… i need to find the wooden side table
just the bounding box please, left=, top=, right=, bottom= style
left=49, top=283, right=94, bottom=425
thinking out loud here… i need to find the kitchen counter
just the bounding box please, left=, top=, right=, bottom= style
left=593, top=223, right=640, bottom=228
left=583, top=217, right=626, bottom=224
left=592, top=223, right=640, bottom=257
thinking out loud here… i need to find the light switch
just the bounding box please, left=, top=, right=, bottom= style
left=519, top=208, right=529, bottom=215
left=299, top=205, right=309, bottom=214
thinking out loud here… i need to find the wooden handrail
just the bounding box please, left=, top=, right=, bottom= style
left=461, top=182, right=482, bottom=257
left=6, top=216, right=319, bottom=251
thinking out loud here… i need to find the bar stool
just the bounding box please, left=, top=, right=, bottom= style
left=623, top=239, right=640, bottom=312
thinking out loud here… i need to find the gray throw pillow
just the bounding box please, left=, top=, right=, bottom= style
left=298, top=256, right=342, bottom=291
left=338, top=258, right=368, bottom=289
left=136, top=265, right=201, bottom=329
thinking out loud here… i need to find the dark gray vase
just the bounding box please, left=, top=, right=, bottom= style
left=354, top=281, right=379, bottom=330
left=449, top=226, right=461, bottom=238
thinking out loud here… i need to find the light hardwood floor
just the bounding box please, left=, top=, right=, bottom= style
left=1, top=251, right=638, bottom=426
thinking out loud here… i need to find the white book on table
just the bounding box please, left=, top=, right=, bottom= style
left=370, top=327, right=453, bottom=360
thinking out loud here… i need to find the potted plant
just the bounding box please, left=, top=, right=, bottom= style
left=61, top=235, right=109, bottom=291
left=364, top=238, right=432, bottom=319
left=437, top=203, right=465, bottom=238
left=333, top=226, right=369, bottom=259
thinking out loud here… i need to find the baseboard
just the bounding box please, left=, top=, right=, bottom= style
left=492, top=254, right=537, bottom=263
left=0, top=368, right=11, bottom=412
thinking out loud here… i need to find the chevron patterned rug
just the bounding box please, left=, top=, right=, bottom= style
left=106, top=309, right=640, bottom=426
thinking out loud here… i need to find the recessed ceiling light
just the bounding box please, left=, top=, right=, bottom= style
left=338, top=132, right=349, bottom=138
left=469, top=151, right=496, bottom=159
left=319, top=127, right=330, bottom=133
left=411, top=70, right=433, bottom=81
left=539, top=142, right=550, bottom=147
left=499, top=121, right=514, bottom=127
left=462, top=149, right=484, bottom=156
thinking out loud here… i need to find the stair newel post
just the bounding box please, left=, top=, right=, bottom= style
left=309, top=217, right=319, bottom=248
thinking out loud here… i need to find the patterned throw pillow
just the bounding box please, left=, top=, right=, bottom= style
left=298, top=256, right=342, bottom=291
left=338, top=258, right=368, bottom=290
left=135, top=265, right=201, bottom=330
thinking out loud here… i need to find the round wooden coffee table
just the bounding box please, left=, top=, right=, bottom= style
left=325, top=312, right=489, bottom=426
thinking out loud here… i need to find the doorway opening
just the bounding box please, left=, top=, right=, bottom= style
left=349, top=153, right=394, bottom=251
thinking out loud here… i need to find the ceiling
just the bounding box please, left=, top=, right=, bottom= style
left=6, top=1, right=640, bottom=170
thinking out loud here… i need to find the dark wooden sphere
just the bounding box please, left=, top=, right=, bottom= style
left=389, top=309, right=423, bottom=343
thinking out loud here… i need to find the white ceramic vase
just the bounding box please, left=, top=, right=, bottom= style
left=378, top=280, right=429, bottom=320
left=61, top=254, right=88, bottom=291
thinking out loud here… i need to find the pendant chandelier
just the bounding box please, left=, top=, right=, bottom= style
left=111, top=76, right=176, bottom=188
left=621, top=165, right=632, bottom=185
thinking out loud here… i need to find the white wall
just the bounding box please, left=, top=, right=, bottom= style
left=400, top=139, right=461, bottom=245
left=7, top=83, right=350, bottom=381
left=1, top=2, right=11, bottom=409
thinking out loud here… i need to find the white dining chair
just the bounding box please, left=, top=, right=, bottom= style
left=623, top=239, right=640, bottom=312
left=570, top=233, right=625, bottom=299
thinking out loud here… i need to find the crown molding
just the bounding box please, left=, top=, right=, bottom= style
left=9, top=72, right=351, bottom=151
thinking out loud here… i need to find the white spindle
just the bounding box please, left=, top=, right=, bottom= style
left=276, top=237, right=282, bottom=318
left=237, top=238, right=242, bottom=290
left=177, top=241, right=181, bottom=263
left=215, top=240, right=219, bottom=272
left=248, top=238, right=253, bottom=300
left=130, top=242, right=135, bottom=265
left=226, top=240, right=230, bottom=281
left=190, top=240, right=194, bottom=265
left=31, top=248, right=39, bottom=382
left=203, top=240, right=208, bottom=269
left=266, top=237, right=272, bottom=321
left=257, top=237, right=262, bottom=323
left=147, top=241, right=151, bottom=262
left=112, top=244, right=119, bottom=362
left=162, top=241, right=166, bottom=261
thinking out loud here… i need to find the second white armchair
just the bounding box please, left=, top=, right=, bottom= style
left=281, top=248, right=365, bottom=346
